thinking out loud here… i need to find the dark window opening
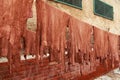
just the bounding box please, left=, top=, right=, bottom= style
left=43, top=47, right=50, bottom=58
left=55, top=0, right=82, bottom=9
left=65, top=26, right=71, bottom=63
left=118, top=36, right=120, bottom=50
left=94, top=0, right=113, bottom=20
left=90, top=27, right=94, bottom=51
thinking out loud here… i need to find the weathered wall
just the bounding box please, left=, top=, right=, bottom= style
left=47, top=0, right=120, bottom=34
left=27, top=0, right=37, bottom=31
left=0, top=0, right=120, bottom=80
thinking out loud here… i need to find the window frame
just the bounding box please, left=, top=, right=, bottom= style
left=54, top=0, right=82, bottom=10
left=93, top=0, right=114, bottom=20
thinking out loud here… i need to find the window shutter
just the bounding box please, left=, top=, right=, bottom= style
left=94, top=0, right=113, bottom=20
left=55, top=0, right=82, bottom=9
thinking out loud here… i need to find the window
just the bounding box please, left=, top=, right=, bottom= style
left=55, top=0, right=82, bottom=9
left=94, top=0, right=113, bottom=20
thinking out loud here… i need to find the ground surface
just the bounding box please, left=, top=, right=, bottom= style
left=95, top=68, right=120, bottom=80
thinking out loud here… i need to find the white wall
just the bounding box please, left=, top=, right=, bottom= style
left=48, top=0, right=120, bottom=34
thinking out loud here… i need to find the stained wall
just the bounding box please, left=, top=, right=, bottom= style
left=47, top=0, right=120, bottom=34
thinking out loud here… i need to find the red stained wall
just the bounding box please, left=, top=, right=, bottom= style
left=0, top=0, right=119, bottom=80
